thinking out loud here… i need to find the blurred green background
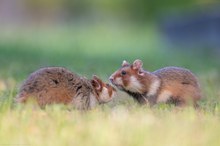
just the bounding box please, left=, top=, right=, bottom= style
left=0, top=0, right=219, bottom=97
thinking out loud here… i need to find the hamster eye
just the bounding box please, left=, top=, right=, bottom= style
left=121, top=71, right=127, bottom=76
left=106, top=84, right=110, bottom=87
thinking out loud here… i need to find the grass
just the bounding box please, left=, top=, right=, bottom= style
left=0, top=24, right=220, bottom=146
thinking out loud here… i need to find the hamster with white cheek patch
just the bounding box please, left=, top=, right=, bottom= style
left=109, top=59, right=201, bottom=107
left=16, top=67, right=116, bottom=110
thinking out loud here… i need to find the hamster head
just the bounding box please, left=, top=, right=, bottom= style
left=91, top=75, right=116, bottom=103
left=109, top=59, right=146, bottom=93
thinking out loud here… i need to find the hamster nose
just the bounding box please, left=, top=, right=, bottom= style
left=109, top=77, right=114, bottom=83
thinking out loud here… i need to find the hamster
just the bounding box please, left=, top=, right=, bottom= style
left=16, top=67, right=116, bottom=110
left=109, top=59, right=201, bottom=107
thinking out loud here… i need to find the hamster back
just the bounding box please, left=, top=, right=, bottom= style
left=17, top=67, right=93, bottom=107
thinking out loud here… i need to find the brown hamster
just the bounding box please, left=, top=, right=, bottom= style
left=16, top=67, right=116, bottom=110
left=109, top=59, right=201, bottom=107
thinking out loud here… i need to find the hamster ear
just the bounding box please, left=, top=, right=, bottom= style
left=132, top=59, right=143, bottom=70
left=138, top=70, right=145, bottom=76
left=91, top=75, right=101, bottom=90
left=122, top=60, right=130, bottom=67
left=92, top=75, right=101, bottom=82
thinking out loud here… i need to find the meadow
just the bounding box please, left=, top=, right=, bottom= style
left=0, top=24, right=220, bottom=146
